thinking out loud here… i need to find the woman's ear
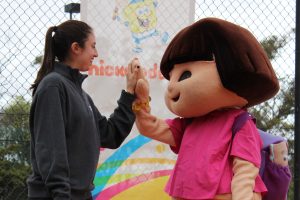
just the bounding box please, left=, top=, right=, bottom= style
left=70, top=42, right=81, bottom=55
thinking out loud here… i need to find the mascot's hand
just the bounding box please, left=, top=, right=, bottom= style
left=132, top=64, right=151, bottom=113
left=130, top=59, right=175, bottom=146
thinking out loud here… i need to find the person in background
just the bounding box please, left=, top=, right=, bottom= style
left=27, top=20, right=139, bottom=200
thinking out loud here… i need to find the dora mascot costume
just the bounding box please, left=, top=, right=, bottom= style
left=132, top=18, right=282, bottom=200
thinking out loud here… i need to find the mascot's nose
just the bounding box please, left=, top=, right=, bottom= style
left=167, top=83, right=175, bottom=93
left=167, top=83, right=179, bottom=98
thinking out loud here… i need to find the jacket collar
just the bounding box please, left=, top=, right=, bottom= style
left=53, top=62, right=88, bottom=86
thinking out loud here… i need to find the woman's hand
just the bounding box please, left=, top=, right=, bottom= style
left=126, top=58, right=140, bottom=94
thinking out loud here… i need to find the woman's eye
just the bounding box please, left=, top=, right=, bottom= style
left=178, top=71, right=191, bottom=82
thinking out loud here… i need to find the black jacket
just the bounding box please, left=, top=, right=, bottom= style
left=27, top=62, right=135, bottom=199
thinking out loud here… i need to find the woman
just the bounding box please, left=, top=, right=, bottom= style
left=27, top=20, right=139, bottom=200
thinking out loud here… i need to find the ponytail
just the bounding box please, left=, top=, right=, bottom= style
left=30, top=20, right=93, bottom=96
left=30, top=26, right=56, bottom=96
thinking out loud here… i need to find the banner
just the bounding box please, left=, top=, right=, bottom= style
left=81, top=0, right=195, bottom=199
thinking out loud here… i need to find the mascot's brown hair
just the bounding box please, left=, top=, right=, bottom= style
left=161, top=18, right=279, bottom=107
left=132, top=18, right=284, bottom=200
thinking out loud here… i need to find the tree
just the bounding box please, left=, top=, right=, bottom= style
left=252, top=32, right=294, bottom=136
left=260, top=35, right=288, bottom=60
left=251, top=32, right=295, bottom=199
left=0, top=96, right=31, bottom=200
left=0, top=145, right=31, bottom=200
left=249, top=78, right=294, bottom=200
left=0, top=96, right=31, bottom=165
left=33, top=55, right=43, bottom=65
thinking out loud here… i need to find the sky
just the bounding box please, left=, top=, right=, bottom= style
left=0, top=0, right=80, bottom=109
left=195, top=0, right=296, bottom=77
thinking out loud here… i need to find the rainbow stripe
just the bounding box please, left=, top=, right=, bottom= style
left=92, top=135, right=151, bottom=196
left=92, top=134, right=175, bottom=199
left=96, top=170, right=172, bottom=199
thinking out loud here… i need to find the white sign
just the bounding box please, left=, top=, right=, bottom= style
left=81, top=0, right=195, bottom=199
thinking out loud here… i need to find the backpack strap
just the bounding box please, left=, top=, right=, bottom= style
left=232, top=111, right=285, bottom=150
left=232, top=111, right=253, bottom=137
left=230, top=111, right=253, bottom=155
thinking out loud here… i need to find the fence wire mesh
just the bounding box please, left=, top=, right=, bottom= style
left=0, top=0, right=296, bottom=199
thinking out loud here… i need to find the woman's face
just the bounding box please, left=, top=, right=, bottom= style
left=164, top=61, right=248, bottom=118
left=76, top=32, right=98, bottom=71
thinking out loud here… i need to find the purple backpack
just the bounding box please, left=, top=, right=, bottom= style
left=232, top=111, right=292, bottom=200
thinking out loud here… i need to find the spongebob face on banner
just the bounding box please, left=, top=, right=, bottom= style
left=123, top=0, right=157, bottom=33
left=113, top=0, right=169, bottom=53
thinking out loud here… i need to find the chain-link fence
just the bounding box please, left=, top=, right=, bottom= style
left=0, top=0, right=296, bottom=199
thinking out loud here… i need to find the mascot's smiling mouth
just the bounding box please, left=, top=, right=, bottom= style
left=137, top=17, right=149, bottom=28
left=172, top=94, right=180, bottom=102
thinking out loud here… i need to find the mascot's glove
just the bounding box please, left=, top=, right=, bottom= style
left=131, top=61, right=175, bottom=146
left=132, top=66, right=151, bottom=114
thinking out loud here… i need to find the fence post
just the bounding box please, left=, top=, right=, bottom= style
left=295, top=0, right=300, bottom=199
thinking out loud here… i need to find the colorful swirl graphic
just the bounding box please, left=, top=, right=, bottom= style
left=92, top=134, right=175, bottom=199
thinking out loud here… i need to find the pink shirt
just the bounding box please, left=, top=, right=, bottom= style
left=165, top=109, right=267, bottom=199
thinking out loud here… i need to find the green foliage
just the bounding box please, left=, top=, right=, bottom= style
left=260, top=35, right=288, bottom=60
left=0, top=96, right=31, bottom=199
left=250, top=80, right=294, bottom=135
left=249, top=79, right=294, bottom=199
left=33, top=55, right=43, bottom=65
left=0, top=144, right=31, bottom=200
left=0, top=96, right=31, bottom=165
left=251, top=34, right=294, bottom=199
left=1, top=96, right=30, bottom=131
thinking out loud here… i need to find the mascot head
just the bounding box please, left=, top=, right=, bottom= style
left=160, top=18, right=279, bottom=118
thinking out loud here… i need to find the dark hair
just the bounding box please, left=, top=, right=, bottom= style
left=30, top=20, right=93, bottom=95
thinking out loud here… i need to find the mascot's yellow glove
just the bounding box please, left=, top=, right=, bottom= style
left=132, top=62, right=175, bottom=146
left=132, top=66, right=151, bottom=113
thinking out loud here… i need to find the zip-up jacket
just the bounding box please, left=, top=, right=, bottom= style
left=27, top=62, right=136, bottom=200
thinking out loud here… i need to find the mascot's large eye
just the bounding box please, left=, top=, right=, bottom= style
left=178, top=71, right=192, bottom=82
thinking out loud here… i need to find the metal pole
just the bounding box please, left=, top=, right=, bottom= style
left=295, top=0, right=300, bottom=199
left=70, top=12, right=72, bottom=20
